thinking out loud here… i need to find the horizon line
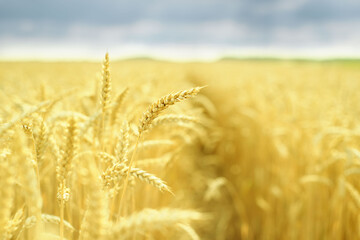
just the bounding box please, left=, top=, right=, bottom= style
left=1, top=45, right=360, bottom=62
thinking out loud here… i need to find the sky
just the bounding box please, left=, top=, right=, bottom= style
left=1, top=0, right=360, bottom=60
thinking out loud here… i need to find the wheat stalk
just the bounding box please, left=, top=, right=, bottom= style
left=118, top=86, right=203, bottom=217
left=114, top=121, right=130, bottom=165
left=102, top=163, right=171, bottom=192
left=19, top=214, right=75, bottom=236
left=34, top=118, right=48, bottom=167
left=3, top=208, right=24, bottom=240
left=100, top=52, right=112, bottom=150
left=56, top=117, right=78, bottom=240
left=101, top=52, right=111, bottom=115
left=111, top=87, right=129, bottom=125
left=109, top=208, right=203, bottom=239
left=0, top=100, right=51, bottom=136
left=150, top=114, right=199, bottom=129
left=0, top=149, right=14, bottom=233
left=138, top=87, right=203, bottom=134
left=56, top=117, right=78, bottom=185
left=79, top=173, right=108, bottom=240
left=345, top=180, right=360, bottom=209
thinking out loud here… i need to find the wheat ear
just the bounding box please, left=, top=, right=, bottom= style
left=101, top=52, right=111, bottom=115
left=345, top=180, right=360, bottom=208
left=150, top=114, right=199, bottom=129
left=19, top=214, right=75, bottom=238
left=79, top=171, right=108, bottom=240
left=18, top=156, right=42, bottom=238
left=118, top=86, right=203, bottom=217
left=138, top=87, right=203, bottom=134
left=56, top=117, right=78, bottom=185
left=102, top=163, right=171, bottom=192
left=56, top=117, right=78, bottom=240
left=3, top=208, right=24, bottom=240
left=177, top=223, right=201, bottom=240
left=0, top=149, right=14, bottom=233
left=100, top=52, right=111, bottom=149
left=114, top=121, right=130, bottom=165
left=109, top=208, right=203, bottom=239
left=13, top=130, right=42, bottom=238
left=34, top=118, right=47, bottom=167
left=0, top=100, right=50, bottom=136
left=111, top=87, right=129, bottom=125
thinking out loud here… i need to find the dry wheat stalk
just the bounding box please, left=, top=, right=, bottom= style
left=102, top=163, right=171, bottom=192
left=345, top=180, right=360, bottom=209
left=99, top=52, right=112, bottom=150
left=79, top=178, right=108, bottom=240
left=111, top=88, right=129, bottom=125
left=118, top=86, right=202, bottom=216
left=109, top=208, right=203, bottom=239
left=150, top=114, right=199, bottom=129
left=79, top=111, right=101, bottom=138
left=97, top=151, right=117, bottom=167
left=299, top=175, right=332, bottom=187
left=138, top=87, right=203, bottom=134
left=56, top=117, right=78, bottom=240
left=114, top=121, right=130, bottom=164
left=34, top=119, right=48, bottom=166
left=177, top=223, right=201, bottom=240
left=101, top=52, right=111, bottom=115
left=41, top=214, right=76, bottom=232
left=19, top=214, right=75, bottom=235
left=48, top=135, right=61, bottom=162
left=0, top=149, right=14, bottom=233
left=0, top=100, right=51, bottom=136
left=3, top=208, right=24, bottom=240
left=56, top=117, right=78, bottom=185
left=17, top=155, right=42, bottom=238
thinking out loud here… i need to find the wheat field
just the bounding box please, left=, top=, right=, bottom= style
left=0, top=55, right=360, bottom=240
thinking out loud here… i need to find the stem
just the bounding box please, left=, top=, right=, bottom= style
left=117, top=134, right=141, bottom=220
left=101, top=113, right=105, bottom=151
left=109, top=183, right=118, bottom=219
left=30, top=133, right=42, bottom=237
left=60, top=183, right=65, bottom=240
left=131, top=189, right=136, bottom=240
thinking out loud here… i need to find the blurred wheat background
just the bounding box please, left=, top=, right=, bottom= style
left=1, top=56, right=360, bottom=239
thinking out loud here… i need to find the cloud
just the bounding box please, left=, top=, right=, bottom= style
left=1, top=0, right=360, bottom=58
